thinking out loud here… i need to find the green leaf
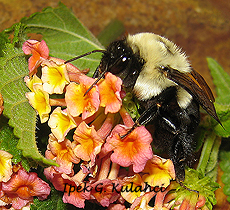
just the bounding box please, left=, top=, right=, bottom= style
left=176, top=168, right=219, bottom=209
left=0, top=42, right=57, bottom=167
left=207, top=57, right=230, bottom=105
left=213, top=103, right=230, bottom=137
left=21, top=2, right=104, bottom=77
left=97, top=19, right=125, bottom=47
left=207, top=58, right=230, bottom=137
left=219, top=150, right=230, bottom=202
left=0, top=125, right=30, bottom=170
left=31, top=186, right=68, bottom=210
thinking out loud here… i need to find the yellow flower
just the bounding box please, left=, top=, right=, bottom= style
left=48, top=107, right=77, bottom=142
left=142, top=155, right=176, bottom=188
left=41, top=59, right=70, bottom=94
left=24, top=75, right=42, bottom=92
left=25, top=84, right=51, bottom=123
left=0, top=150, right=13, bottom=182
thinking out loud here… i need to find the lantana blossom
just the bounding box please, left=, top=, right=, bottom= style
left=73, top=121, right=104, bottom=165
left=2, top=167, right=51, bottom=209
left=142, top=155, right=176, bottom=188
left=24, top=74, right=42, bottom=92
left=45, top=134, right=80, bottom=174
left=104, top=124, right=153, bottom=173
left=41, top=59, right=70, bottom=94
left=65, top=75, right=100, bottom=119
left=25, top=84, right=51, bottom=123
left=48, top=107, right=77, bottom=142
left=22, top=40, right=49, bottom=76
left=98, top=72, right=123, bottom=114
left=0, top=150, right=13, bottom=183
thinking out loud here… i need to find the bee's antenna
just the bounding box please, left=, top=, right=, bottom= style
left=64, top=50, right=106, bottom=64
left=84, top=63, right=109, bottom=96
left=84, top=70, right=107, bottom=96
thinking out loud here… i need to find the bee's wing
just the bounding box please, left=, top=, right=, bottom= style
left=165, top=68, right=221, bottom=125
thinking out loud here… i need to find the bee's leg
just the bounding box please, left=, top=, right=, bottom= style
left=120, top=87, right=177, bottom=139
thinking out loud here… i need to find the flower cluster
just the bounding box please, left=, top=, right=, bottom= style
left=22, top=40, right=209, bottom=209
left=0, top=150, right=50, bottom=209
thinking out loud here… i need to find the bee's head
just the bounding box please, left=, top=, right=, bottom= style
left=98, top=40, right=133, bottom=76
left=94, top=40, right=144, bottom=88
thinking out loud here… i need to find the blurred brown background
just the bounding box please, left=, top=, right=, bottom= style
left=0, top=0, right=230, bottom=209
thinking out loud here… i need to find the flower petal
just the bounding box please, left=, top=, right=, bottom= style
left=41, top=59, right=70, bottom=94
left=98, top=72, right=122, bottom=114
left=0, top=150, right=13, bottom=182
left=25, top=84, right=51, bottom=123
left=48, top=107, right=77, bottom=142
left=73, top=121, right=104, bottom=164
left=65, top=75, right=100, bottom=119
left=104, top=124, right=153, bottom=173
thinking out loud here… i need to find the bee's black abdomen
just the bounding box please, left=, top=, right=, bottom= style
left=153, top=97, right=200, bottom=182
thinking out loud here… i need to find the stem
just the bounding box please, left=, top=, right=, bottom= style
left=108, top=162, right=120, bottom=180
left=98, top=154, right=111, bottom=180
left=196, top=131, right=217, bottom=176
left=49, top=98, right=66, bottom=106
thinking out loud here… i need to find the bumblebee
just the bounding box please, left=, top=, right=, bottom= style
left=66, top=32, right=221, bottom=182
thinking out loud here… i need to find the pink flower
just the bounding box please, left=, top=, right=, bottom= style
left=45, top=134, right=80, bottom=174
left=2, top=167, right=50, bottom=209
left=104, top=124, right=153, bottom=173
left=22, top=40, right=49, bottom=76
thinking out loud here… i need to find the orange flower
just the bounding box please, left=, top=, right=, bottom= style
left=98, top=72, right=122, bottom=114
left=48, top=107, right=77, bottom=142
left=90, top=179, right=121, bottom=207
left=65, top=75, right=100, bottom=119
left=41, top=59, right=70, bottom=94
left=142, top=155, right=176, bottom=188
left=104, top=125, right=153, bottom=173
left=2, top=167, right=50, bottom=209
left=25, top=84, right=51, bottom=123
left=121, top=174, right=145, bottom=204
left=45, top=134, right=80, bottom=174
left=0, top=150, right=13, bottom=182
left=22, top=40, right=49, bottom=76
left=73, top=121, right=104, bottom=165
